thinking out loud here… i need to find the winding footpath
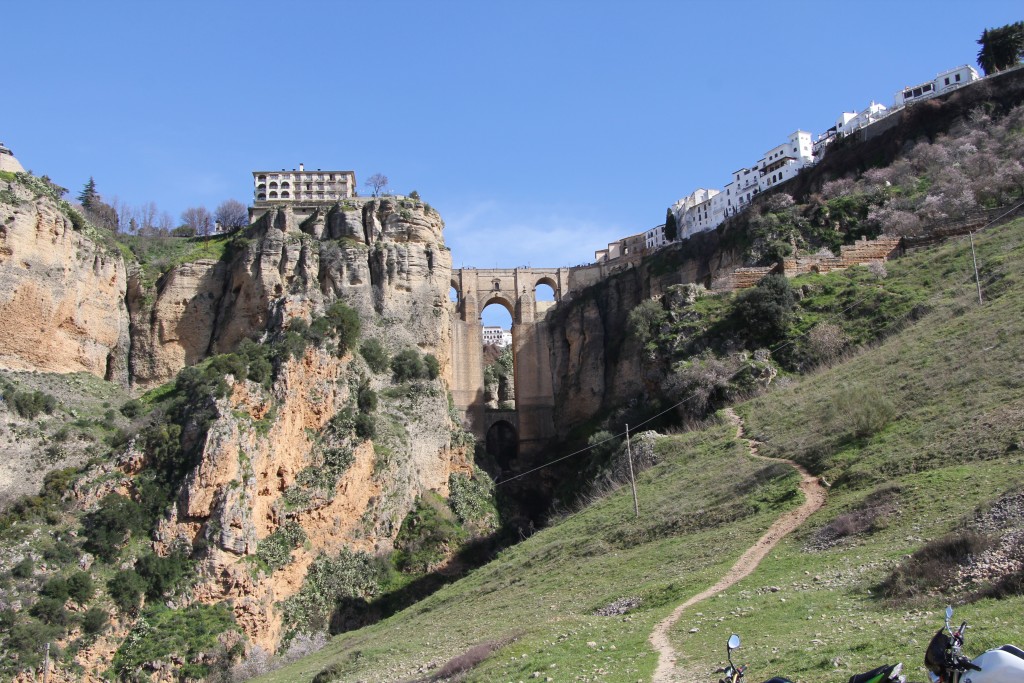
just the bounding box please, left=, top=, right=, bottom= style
left=649, top=408, right=828, bottom=683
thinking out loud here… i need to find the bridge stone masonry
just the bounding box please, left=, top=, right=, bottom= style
left=448, top=267, right=570, bottom=465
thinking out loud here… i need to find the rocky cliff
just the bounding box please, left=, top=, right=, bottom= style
left=0, top=177, right=129, bottom=382
left=548, top=228, right=746, bottom=434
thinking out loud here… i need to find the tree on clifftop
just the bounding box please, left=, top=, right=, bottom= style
left=78, top=177, right=98, bottom=211
left=214, top=199, right=248, bottom=231
left=365, top=173, right=389, bottom=197
left=977, top=22, right=1024, bottom=75
left=664, top=208, right=678, bottom=242
left=180, top=206, right=213, bottom=237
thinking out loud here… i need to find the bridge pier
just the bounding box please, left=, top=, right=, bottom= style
left=448, top=267, right=569, bottom=463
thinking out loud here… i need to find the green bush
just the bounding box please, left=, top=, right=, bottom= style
left=82, top=606, right=108, bottom=635
left=4, top=620, right=61, bottom=673
left=424, top=353, right=440, bottom=380
left=394, top=492, right=468, bottom=573
left=29, top=596, right=67, bottom=626
left=360, top=338, right=390, bottom=373
left=82, top=493, right=150, bottom=562
left=830, top=384, right=896, bottom=439
left=732, top=274, right=797, bottom=348
left=280, top=550, right=380, bottom=634
left=354, top=413, right=375, bottom=439
left=448, top=469, right=499, bottom=533
left=391, top=348, right=426, bottom=382
left=255, top=521, right=306, bottom=572
left=111, top=604, right=238, bottom=680
left=40, top=577, right=70, bottom=601
left=3, top=387, right=58, bottom=419
left=357, top=383, right=377, bottom=413
left=67, top=571, right=95, bottom=603
left=108, top=569, right=147, bottom=614
left=136, top=548, right=193, bottom=599
left=12, top=557, right=33, bottom=578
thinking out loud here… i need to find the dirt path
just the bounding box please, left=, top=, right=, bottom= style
left=648, top=407, right=827, bottom=683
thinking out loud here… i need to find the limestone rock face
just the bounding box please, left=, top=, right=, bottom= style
left=124, top=197, right=452, bottom=388
left=155, top=346, right=470, bottom=652
left=128, top=259, right=229, bottom=386
left=0, top=179, right=129, bottom=382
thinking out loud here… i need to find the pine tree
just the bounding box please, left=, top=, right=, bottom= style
left=664, top=208, right=678, bottom=242
left=78, top=177, right=98, bottom=210
left=977, top=21, right=1024, bottom=75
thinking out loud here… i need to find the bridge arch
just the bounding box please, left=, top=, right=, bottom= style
left=485, top=418, right=519, bottom=472
left=449, top=267, right=572, bottom=456
left=481, top=294, right=515, bottom=321
left=534, top=275, right=560, bottom=301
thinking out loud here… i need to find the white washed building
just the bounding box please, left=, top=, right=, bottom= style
left=894, top=65, right=980, bottom=107
left=757, top=130, right=813, bottom=192
left=645, top=223, right=667, bottom=251
left=483, top=326, right=512, bottom=348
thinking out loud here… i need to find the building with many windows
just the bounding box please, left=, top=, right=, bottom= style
left=894, top=65, right=980, bottom=107
left=482, top=326, right=512, bottom=348
left=253, top=164, right=356, bottom=204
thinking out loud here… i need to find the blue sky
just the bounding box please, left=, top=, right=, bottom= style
left=4, top=1, right=1020, bottom=287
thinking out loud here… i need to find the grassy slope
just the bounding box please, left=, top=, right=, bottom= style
left=261, top=218, right=1024, bottom=683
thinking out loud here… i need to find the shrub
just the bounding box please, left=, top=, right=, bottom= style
left=12, top=557, right=33, bottom=578
left=82, top=606, right=108, bottom=635
left=447, top=469, right=499, bottom=533
left=5, top=621, right=61, bottom=672
left=360, top=339, right=390, bottom=373
left=356, top=383, right=377, bottom=413
left=354, top=413, right=376, bottom=439
left=256, top=521, right=306, bottom=572
left=67, top=571, right=95, bottom=603
left=324, top=301, right=361, bottom=355
left=280, top=550, right=380, bottom=634
left=804, top=322, right=849, bottom=367
left=136, top=548, right=193, bottom=599
left=111, top=604, right=239, bottom=680
left=424, top=353, right=440, bottom=380
left=391, top=348, right=426, bottom=382
left=30, top=596, right=68, bottom=626
left=108, top=569, right=147, bottom=614
left=3, top=388, right=58, bottom=419
left=394, top=492, right=467, bottom=573
left=627, top=299, right=667, bottom=347
left=732, top=274, right=796, bottom=348
left=40, top=577, right=70, bottom=601
left=82, top=493, right=150, bottom=562
left=830, top=384, right=896, bottom=439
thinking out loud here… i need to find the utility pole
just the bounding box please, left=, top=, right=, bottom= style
left=969, top=231, right=983, bottom=305
left=43, top=642, right=50, bottom=683
left=625, top=424, right=639, bottom=518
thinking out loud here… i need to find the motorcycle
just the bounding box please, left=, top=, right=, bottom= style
left=925, top=605, right=1024, bottom=683
left=716, top=633, right=905, bottom=683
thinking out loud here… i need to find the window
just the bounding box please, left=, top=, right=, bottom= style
left=944, top=77, right=950, bottom=85
left=955, top=73, right=961, bottom=82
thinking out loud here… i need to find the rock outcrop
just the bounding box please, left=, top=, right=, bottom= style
left=0, top=178, right=129, bottom=382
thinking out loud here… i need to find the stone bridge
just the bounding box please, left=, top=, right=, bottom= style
left=448, top=268, right=571, bottom=465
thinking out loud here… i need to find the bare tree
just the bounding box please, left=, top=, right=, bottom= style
left=214, top=199, right=249, bottom=231
left=140, top=201, right=158, bottom=232
left=157, top=211, right=174, bottom=235
left=365, top=173, right=389, bottom=197
left=180, top=206, right=213, bottom=237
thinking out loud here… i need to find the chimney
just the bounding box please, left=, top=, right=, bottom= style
left=299, top=163, right=304, bottom=172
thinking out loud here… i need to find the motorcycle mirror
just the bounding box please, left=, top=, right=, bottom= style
left=945, top=606, right=953, bottom=620
left=728, top=634, right=740, bottom=650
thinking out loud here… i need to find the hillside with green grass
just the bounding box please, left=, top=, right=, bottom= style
left=258, top=217, right=1024, bottom=683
